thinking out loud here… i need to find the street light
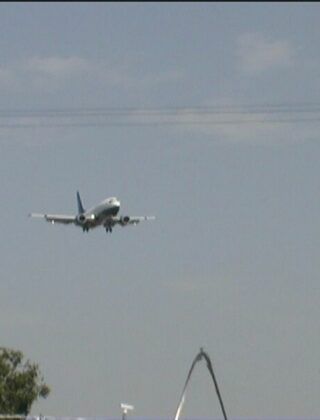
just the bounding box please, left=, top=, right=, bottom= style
left=120, top=403, right=134, bottom=420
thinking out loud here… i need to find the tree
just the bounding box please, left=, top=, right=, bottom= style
left=0, top=347, right=50, bottom=415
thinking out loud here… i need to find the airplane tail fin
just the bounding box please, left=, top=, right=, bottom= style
left=77, top=191, right=85, bottom=214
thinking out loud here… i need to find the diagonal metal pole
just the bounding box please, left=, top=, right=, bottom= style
left=173, top=348, right=228, bottom=420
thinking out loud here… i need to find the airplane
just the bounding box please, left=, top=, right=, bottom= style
left=30, top=191, right=155, bottom=233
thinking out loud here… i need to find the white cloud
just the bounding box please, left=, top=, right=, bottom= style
left=25, top=56, right=92, bottom=78
left=0, top=66, right=16, bottom=86
left=236, top=33, right=295, bottom=74
left=94, top=60, right=184, bottom=90
left=0, top=55, right=184, bottom=94
left=0, top=56, right=94, bottom=93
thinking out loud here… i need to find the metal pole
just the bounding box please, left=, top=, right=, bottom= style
left=173, top=348, right=228, bottom=420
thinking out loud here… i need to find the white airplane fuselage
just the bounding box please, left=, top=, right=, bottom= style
left=79, top=197, right=121, bottom=228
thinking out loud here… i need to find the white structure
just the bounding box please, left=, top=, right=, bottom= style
left=120, top=403, right=134, bottom=420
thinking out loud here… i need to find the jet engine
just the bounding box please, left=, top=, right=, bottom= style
left=76, top=213, right=95, bottom=225
left=77, top=214, right=86, bottom=224
left=120, top=216, right=130, bottom=226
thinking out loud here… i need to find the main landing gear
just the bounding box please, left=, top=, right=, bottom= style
left=105, top=226, right=113, bottom=233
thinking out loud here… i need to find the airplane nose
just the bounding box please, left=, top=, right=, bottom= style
left=113, top=200, right=120, bottom=215
left=113, top=203, right=120, bottom=216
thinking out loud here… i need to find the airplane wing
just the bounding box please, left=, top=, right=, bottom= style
left=128, top=216, right=156, bottom=224
left=30, top=213, right=76, bottom=225
left=112, top=215, right=155, bottom=226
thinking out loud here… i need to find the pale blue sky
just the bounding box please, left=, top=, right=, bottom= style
left=1, top=3, right=320, bottom=419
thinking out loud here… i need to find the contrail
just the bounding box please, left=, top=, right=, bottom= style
left=173, top=348, right=228, bottom=420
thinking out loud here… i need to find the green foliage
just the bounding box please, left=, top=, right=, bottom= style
left=0, top=347, right=50, bottom=415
